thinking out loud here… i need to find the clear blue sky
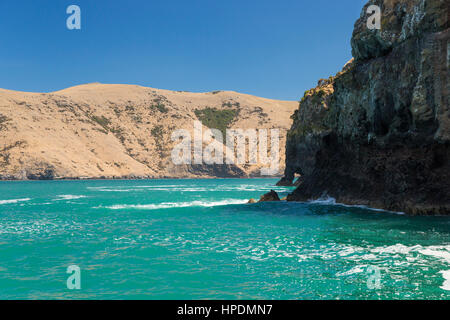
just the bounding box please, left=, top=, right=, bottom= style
left=0, top=0, right=367, bottom=100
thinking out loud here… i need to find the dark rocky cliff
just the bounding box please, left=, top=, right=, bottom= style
left=279, top=0, right=449, bottom=215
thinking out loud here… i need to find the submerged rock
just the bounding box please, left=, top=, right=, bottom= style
left=280, top=0, right=449, bottom=215
left=258, top=190, right=281, bottom=202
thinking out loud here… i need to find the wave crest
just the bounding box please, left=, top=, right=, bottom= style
left=98, top=199, right=248, bottom=210
left=0, top=198, right=31, bottom=205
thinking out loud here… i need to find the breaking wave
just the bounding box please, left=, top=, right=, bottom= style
left=86, top=184, right=293, bottom=193
left=98, top=199, right=249, bottom=210
left=54, top=195, right=87, bottom=200
left=308, top=196, right=405, bottom=214
left=0, top=198, right=31, bottom=205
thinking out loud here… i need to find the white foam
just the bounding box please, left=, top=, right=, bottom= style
left=419, top=248, right=450, bottom=263
left=336, top=265, right=367, bottom=277
left=93, top=188, right=141, bottom=192
left=131, top=185, right=186, bottom=188
left=0, top=198, right=31, bottom=205
left=439, top=270, right=450, bottom=291
left=369, top=243, right=450, bottom=292
left=372, top=244, right=422, bottom=255
left=308, top=196, right=405, bottom=214
left=87, top=184, right=293, bottom=193
left=369, top=244, right=450, bottom=259
left=90, top=187, right=208, bottom=192
left=309, top=196, right=337, bottom=205
left=99, top=199, right=248, bottom=210
left=54, top=195, right=87, bottom=200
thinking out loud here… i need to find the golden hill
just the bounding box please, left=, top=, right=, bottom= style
left=0, top=83, right=297, bottom=179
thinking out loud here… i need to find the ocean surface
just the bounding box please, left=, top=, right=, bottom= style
left=0, top=178, right=449, bottom=300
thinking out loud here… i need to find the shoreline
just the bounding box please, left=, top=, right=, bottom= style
left=0, top=176, right=284, bottom=182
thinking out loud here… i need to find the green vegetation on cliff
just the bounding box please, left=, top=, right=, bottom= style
left=194, top=107, right=239, bottom=137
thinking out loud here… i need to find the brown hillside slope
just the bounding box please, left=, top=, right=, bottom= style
left=0, top=83, right=297, bottom=180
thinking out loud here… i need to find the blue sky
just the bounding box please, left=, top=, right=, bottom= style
left=0, top=0, right=367, bottom=100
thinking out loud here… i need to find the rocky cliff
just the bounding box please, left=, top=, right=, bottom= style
left=0, top=83, right=297, bottom=180
left=279, top=0, right=449, bottom=215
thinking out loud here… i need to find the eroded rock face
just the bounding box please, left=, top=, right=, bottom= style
left=281, top=0, right=449, bottom=215
left=352, top=0, right=448, bottom=61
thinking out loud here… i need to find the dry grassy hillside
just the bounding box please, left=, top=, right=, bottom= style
left=0, top=83, right=297, bottom=180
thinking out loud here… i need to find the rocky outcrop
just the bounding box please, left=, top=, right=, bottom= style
left=258, top=190, right=281, bottom=202
left=280, top=0, right=449, bottom=215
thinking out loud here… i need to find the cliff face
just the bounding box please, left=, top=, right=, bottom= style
left=0, top=84, right=297, bottom=180
left=281, top=0, right=449, bottom=215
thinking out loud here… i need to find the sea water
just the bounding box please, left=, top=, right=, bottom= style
left=0, top=179, right=449, bottom=299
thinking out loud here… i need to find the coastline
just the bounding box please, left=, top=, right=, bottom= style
left=0, top=176, right=444, bottom=216
left=0, top=175, right=284, bottom=181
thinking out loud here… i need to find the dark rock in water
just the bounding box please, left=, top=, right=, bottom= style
left=281, top=0, right=449, bottom=215
left=258, top=190, right=281, bottom=202
left=247, top=198, right=257, bottom=204
left=276, top=177, right=294, bottom=186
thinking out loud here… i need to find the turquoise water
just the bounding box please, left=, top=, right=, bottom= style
left=0, top=179, right=449, bottom=300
